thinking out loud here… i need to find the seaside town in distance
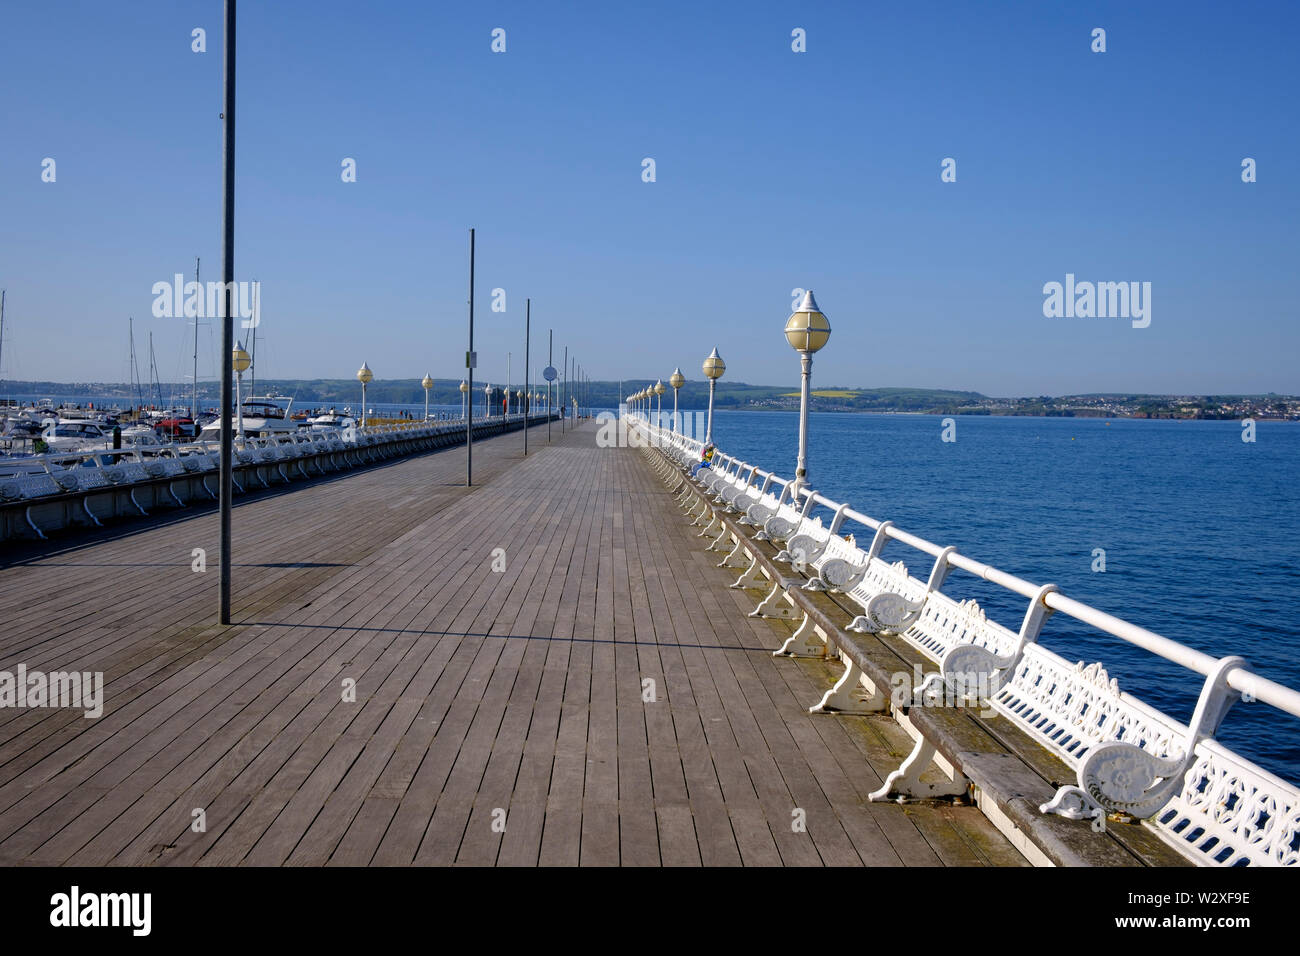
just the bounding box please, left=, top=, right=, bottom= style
left=2, top=380, right=1296, bottom=421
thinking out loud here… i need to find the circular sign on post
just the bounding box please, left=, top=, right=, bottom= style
left=543, top=366, right=557, bottom=382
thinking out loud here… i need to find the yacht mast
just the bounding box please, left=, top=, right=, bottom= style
left=248, top=279, right=258, bottom=398
left=149, top=331, right=163, bottom=408
left=129, top=317, right=143, bottom=415
left=0, top=290, right=6, bottom=401
left=193, top=257, right=200, bottom=419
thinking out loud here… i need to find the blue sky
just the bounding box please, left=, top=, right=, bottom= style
left=1, top=0, right=1296, bottom=396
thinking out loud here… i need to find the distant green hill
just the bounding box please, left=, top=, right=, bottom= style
left=0, top=378, right=988, bottom=411
left=3, top=380, right=1294, bottom=418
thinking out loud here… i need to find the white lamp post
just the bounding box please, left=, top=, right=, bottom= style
left=484, top=383, right=491, bottom=417
left=459, top=379, right=469, bottom=420
left=232, top=341, right=251, bottom=439
left=702, top=348, right=725, bottom=443
left=654, top=379, right=665, bottom=435
left=784, top=290, right=831, bottom=493
left=357, top=362, right=373, bottom=427
left=422, top=372, right=434, bottom=420
left=669, top=367, right=684, bottom=432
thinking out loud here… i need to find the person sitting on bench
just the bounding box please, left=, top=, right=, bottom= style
left=690, top=442, right=716, bottom=477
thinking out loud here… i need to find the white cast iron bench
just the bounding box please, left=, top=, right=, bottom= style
left=991, top=645, right=1245, bottom=824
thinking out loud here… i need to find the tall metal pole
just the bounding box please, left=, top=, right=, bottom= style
left=193, top=257, right=200, bottom=421
left=466, top=228, right=474, bottom=486
left=562, top=346, right=567, bottom=433
left=218, top=0, right=237, bottom=625
left=524, top=298, right=530, bottom=455
left=248, top=280, right=257, bottom=399
left=547, top=330, right=553, bottom=442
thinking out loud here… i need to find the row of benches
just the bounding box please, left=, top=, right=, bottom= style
left=0, top=417, right=541, bottom=542
left=0, top=421, right=505, bottom=503
left=639, top=421, right=1299, bottom=867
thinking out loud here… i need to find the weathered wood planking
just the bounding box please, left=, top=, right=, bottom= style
left=0, top=422, right=1024, bottom=866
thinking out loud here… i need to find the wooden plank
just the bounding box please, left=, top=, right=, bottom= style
left=0, top=423, right=1041, bottom=868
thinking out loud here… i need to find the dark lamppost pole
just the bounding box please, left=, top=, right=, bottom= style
left=524, top=298, right=530, bottom=455
left=218, top=0, right=237, bottom=625
left=466, top=228, right=475, bottom=486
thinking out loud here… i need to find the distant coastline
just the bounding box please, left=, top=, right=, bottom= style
left=1, top=380, right=1296, bottom=422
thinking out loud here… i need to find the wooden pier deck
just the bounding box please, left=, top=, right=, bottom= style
left=0, top=421, right=1024, bottom=866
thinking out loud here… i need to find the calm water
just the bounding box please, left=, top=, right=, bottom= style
left=706, top=410, right=1300, bottom=782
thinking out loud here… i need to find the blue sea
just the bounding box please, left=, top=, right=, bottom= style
left=706, top=410, right=1300, bottom=783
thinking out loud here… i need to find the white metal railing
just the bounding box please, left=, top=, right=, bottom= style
left=632, top=412, right=1300, bottom=864
left=628, top=411, right=1300, bottom=723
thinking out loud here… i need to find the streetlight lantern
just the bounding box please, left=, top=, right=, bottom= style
left=785, top=289, right=831, bottom=493
left=232, top=341, right=251, bottom=438
left=459, top=379, right=469, bottom=420
left=668, top=367, right=684, bottom=432
left=357, top=362, right=373, bottom=427
left=702, top=347, right=724, bottom=443
left=785, top=290, right=832, bottom=353
left=654, top=379, right=665, bottom=431
left=422, top=372, right=434, bottom=420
